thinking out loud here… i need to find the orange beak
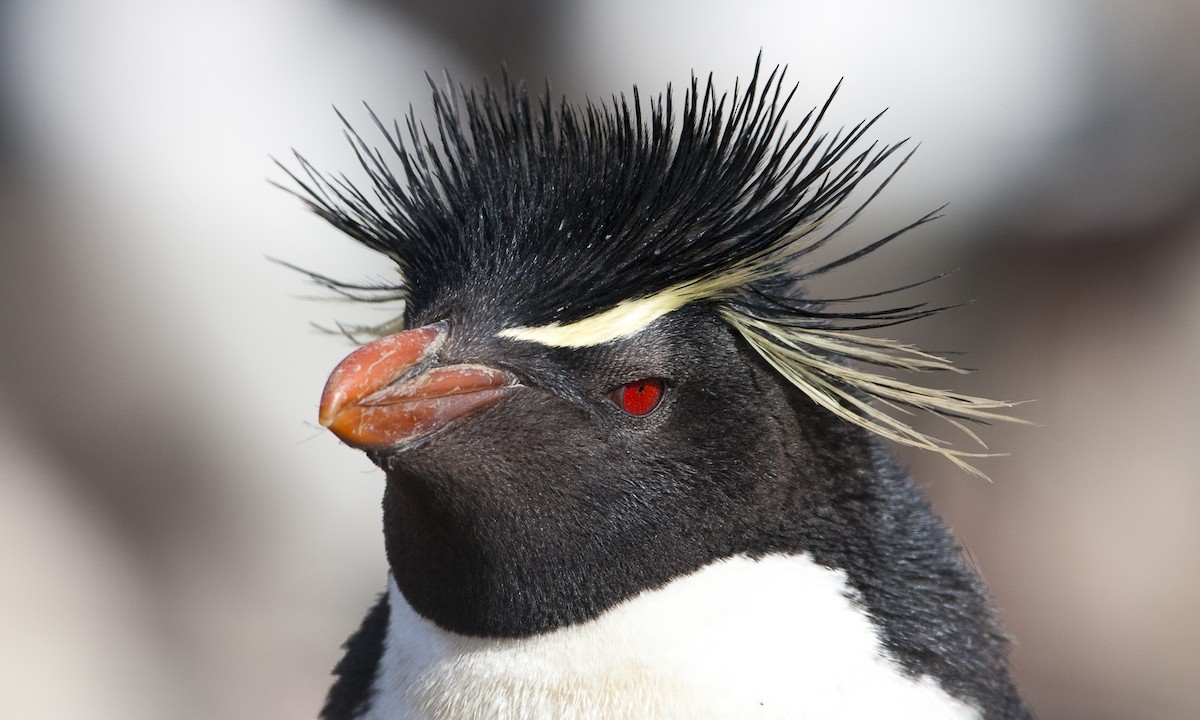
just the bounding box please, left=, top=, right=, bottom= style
left=318, top=322, right=518, bottom=450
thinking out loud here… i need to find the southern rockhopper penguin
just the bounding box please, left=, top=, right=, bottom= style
left=283, top=61, right=1031, bottom=719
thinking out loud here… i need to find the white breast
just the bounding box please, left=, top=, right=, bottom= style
left=363, top=554, right=980, bottom=720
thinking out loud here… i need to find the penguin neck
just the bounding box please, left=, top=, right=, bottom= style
left=379, top=463, right=729, bottom=638
left=366, top=553, right=984, bottom=720
left=374, top=417, right=1024, bottom=717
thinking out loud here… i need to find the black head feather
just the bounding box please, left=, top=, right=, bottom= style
left=280, top=59, right=1021, bottom=473
left=280, top=59, right=924, bottom=328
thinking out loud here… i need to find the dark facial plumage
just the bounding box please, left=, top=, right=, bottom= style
left=373, top=307, right=807, bottom=635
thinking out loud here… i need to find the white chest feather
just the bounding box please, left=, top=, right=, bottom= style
left=363, top=554, right=980, bottom=720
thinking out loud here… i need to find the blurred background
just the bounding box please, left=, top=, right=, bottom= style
left=1, top=0, right=1197, bottom=718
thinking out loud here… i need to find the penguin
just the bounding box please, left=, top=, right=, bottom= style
left=282, top=59, right=1031, bottom=719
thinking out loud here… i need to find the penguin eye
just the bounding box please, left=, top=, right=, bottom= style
left=609, top=378, right=665, bottom=416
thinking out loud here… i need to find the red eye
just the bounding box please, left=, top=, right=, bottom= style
left=610, top=378, right=665, bottom=416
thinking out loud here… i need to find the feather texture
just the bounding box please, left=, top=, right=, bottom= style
left=279, top=57, right=1024, bottom=475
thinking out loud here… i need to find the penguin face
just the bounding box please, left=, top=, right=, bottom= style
left=342, top=306, right=818, bottom=636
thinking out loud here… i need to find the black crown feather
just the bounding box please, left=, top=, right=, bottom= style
left=280, top=58, right=1024, bottom=476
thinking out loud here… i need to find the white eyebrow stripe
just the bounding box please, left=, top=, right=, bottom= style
left=496, top=259, right=769, bottom=348
left=497, top=289, right=691, bottom=348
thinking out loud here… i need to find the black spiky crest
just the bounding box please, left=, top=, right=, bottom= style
left=280, top=58, right=1024, bottom=475
left=280, top=59, right=916, bottom=327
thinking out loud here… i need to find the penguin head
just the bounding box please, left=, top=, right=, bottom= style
left=285, top=60, right=1021, bottom=637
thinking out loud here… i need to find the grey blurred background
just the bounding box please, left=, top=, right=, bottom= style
left=1, top=1, right=1197, bottom=718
